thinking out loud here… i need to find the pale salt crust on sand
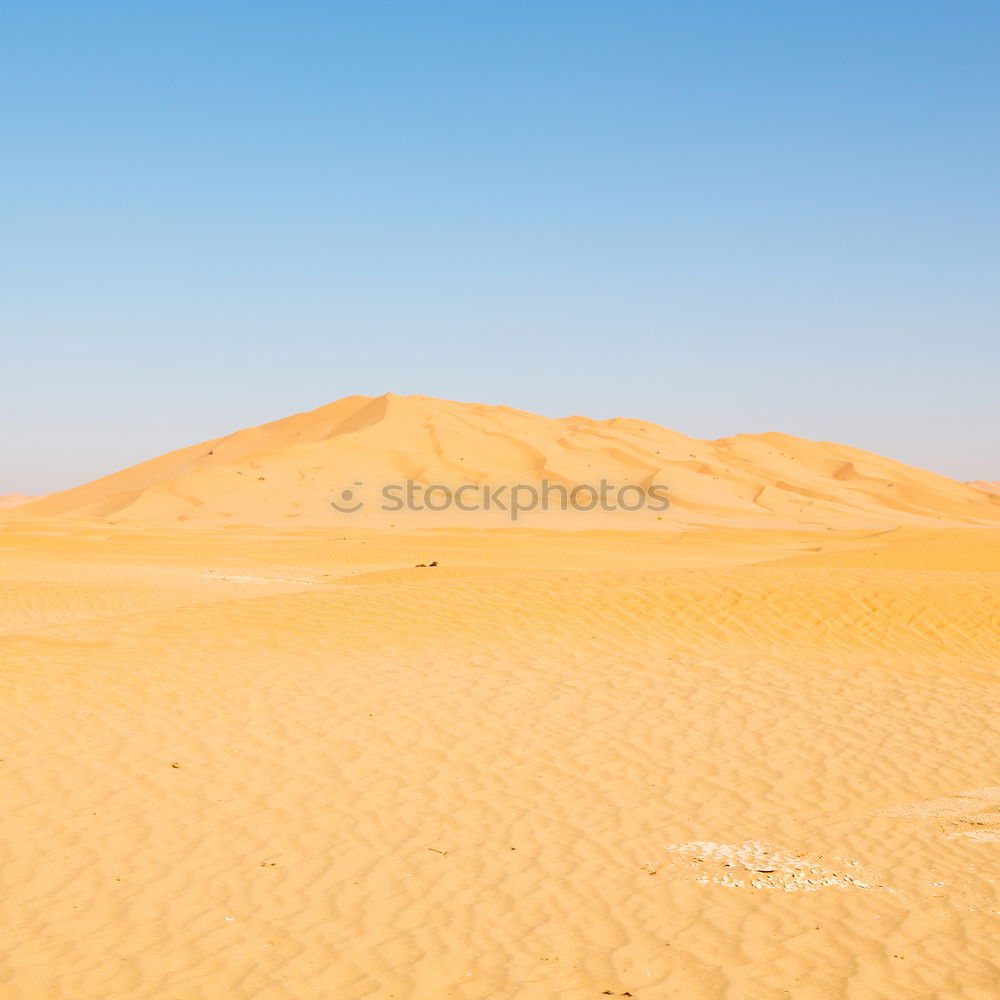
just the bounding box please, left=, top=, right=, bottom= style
left=2, top=396, right=999, bottom=999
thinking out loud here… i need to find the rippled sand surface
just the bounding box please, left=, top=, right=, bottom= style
left=1, top=522, right=998, bottom=999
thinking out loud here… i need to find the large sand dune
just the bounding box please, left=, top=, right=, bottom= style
left=2, top=397, right=999, bottom=999
left=15, top=394, right=1000, bottom=528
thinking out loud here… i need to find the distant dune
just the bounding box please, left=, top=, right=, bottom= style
left=13, top=393, right=999, bottom=529
left=0, top=494, right=40, bottom=509
left=967, top=480, right=1000, bottom=496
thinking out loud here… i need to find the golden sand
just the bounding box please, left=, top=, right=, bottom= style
left=2, top=397, right=998, bottom=999
left=0, top=496, right=38, bottom=510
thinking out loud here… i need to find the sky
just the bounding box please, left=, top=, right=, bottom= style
left=2, top=0, right=998, bottom=494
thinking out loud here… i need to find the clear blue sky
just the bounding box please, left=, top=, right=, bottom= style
left=3, top=1, right=998, bottom=494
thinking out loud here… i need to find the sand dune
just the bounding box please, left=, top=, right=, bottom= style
left=14, top=394, right=1000, bottom=529
left=967, top=480, right=1000, bottom=496
left=0, top=494, right=39, bottom=509
left=2, top=398, right=999, bottom=998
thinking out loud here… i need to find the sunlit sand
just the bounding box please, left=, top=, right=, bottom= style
left=2, top=396, right=998, bottom=998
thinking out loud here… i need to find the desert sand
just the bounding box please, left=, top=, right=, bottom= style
left=17, top=394, right=999, bottom=530
left=0, top=495, right=39, bottom=510
left=968, top=481, right=1000, bottom=497
left=2, top=395, right=999, bottom=1000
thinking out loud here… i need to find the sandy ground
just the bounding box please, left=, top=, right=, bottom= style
left=3, top=397, right=999, bottom=998
left=1, top=517, right=999, bottom=1000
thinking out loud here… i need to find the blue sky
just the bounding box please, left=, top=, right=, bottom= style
left=3, top=1, right=998, bottom=493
